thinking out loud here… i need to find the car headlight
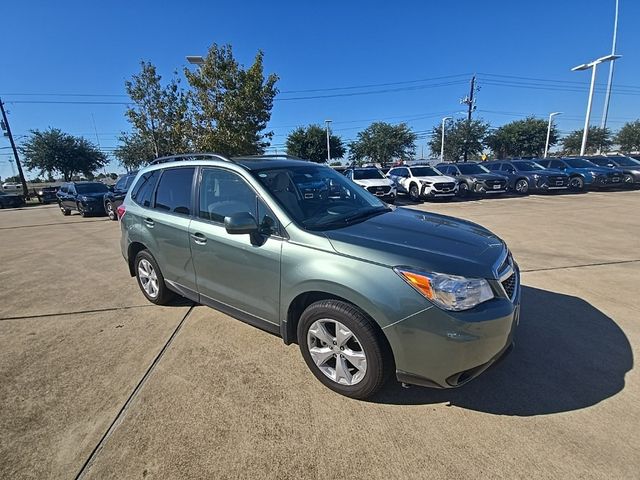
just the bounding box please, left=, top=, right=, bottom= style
left=394, top=268, right=494, bottom=311
left=81, top=196, right=95, bottom=202
left=532, top=174, right=540, bottom=180
left=420, top=180, right=432, bottom=185
left=38, top=190, right=44, bottom=195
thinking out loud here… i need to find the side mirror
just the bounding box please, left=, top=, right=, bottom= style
left=224, top=211, right=258, bottom=235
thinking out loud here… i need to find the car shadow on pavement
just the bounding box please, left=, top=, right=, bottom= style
left=370, top=286, right=633, bottom=416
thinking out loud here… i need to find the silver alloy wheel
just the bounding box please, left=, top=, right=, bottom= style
left=106, top=201, right=115, bottom=220
left=138, top=259, right=159, bottom=298
left=307, top=319, right=367, bottom=386
left=515, top=179, right=528, bottom=193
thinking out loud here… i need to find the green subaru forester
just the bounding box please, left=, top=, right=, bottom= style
left=119, top=154, right=520, bottom=399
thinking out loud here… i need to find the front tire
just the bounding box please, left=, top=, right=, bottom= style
left=514, top=178, right=529, bottom=195
left=105, top=200, right=117, bottom=220
left=59, top=204, right=71, bottom=216
left=134, top=250, right=174, bottom=305
left=297, top=300, right=391, bottom=399
left=409, top=183, right=420, bottom=202
left=458, top=183, right=469, bottom=198
left=569, top=176, right=585, bottom=191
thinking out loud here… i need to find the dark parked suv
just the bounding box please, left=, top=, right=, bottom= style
left=104, top=171, right=138, bottom=220
left=436, top=162, right=508, bottom=197
left=485, top=160, right=569, bottom=194
left=586, top=156, right=640, bottom=187
left=57, top=181, right=109, bottom=216
left=120, top=153, right=520, bottom=399
left=537, top=158, right=623, bottom=190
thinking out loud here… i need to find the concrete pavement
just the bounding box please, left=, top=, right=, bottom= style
left=0, top=192, right=638, bottom=479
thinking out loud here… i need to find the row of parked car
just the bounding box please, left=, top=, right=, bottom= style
left=343, top=155, right=640, bottom=203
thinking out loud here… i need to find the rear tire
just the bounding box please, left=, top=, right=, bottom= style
left=134, top=250, right=174, bottom=305
left=297, top=299, right=392, bottom=399
left=60, top=204, right=71, bottom=216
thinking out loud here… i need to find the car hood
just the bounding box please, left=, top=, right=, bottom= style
left=413, top=175, right=457, bottom=183
left=78, top=192, right=107, bottom=199
left=322, top=207, right=506, bottom=279
left=354, top=178, right=394, bottom=187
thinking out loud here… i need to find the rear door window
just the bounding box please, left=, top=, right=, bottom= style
left=154, top=168, right=195, bottom=216
left=131, top=170, right=161, bottom=208
left=550, top=160, right=565, bottom=170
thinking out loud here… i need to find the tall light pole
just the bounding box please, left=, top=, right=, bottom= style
left=440, top=117, right=452, bottom=162
left=572, top=54, right=621, bottom=156
left=601, top=0, right=620, bottom=131
left=544, top=112, right=562, bottom=158
left=325, top=120, right=332, bottom=163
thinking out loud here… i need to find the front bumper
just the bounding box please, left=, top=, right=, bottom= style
left=385, top=281, right=520, bottom=388
left=80, top=201, right=105, bottom=213
left=421, top=185, right=457, bottom=198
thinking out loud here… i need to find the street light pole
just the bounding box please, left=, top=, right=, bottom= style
left=572, top=54, right=621, bottom=156
left=325, top=120, right=332, bottom=163
left=544, top=112, right=562, bottom=158
left=0, top=98, right=29, bottom=197
left=440, top=116, right=452, bottom=162
left=601, top=0, right=620, bottom=131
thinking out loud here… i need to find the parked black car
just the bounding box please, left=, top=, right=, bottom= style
left=585, top=156, right=640, bottom=187
left=104, top=171, right=137, bottom=220
left=0, top=191, right=26, bottom=208
left=484, top=160, right=569, bottom=194
left=436, top=162, right=508, bottom=197
left=35, top=186, right=59, bottom=204
left=56, top=181, right=109, bottom=216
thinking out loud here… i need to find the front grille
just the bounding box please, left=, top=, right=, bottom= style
left=501, top=273, right=517, bottom=300
left=433, top=182, right=456, bottom=191
left=547, top=175, right=567, bottom=185
left=607, top=173, right=622, bottom=183
left=366, top=186, right=391, bottom=194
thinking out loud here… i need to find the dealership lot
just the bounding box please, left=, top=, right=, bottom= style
left=1, top=191, right=639, bottom=479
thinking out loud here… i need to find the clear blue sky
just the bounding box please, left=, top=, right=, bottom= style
left=2, top=0, right=639, bottom=179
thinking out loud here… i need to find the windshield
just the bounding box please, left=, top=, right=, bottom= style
left=608, top=156, right=640, bottom=167
left=457, top=163, right=490, bottom=175
left=589, top=158, right=610, bottom=167
left=513, top=161, right=545, bottom=172
left=564, top=158, right=595, bottom=169
left=410, top=166, right=441, bottom=177
left=353, top=169, right=385, bottom=180
left=76, top=183, right=109, bottom=194
left=254, top=164, right=389, bottom=231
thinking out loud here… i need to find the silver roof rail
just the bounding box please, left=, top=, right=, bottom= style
left=233, top=154, right=307, bottom=161
left=149, top=153, right=232, bottom=165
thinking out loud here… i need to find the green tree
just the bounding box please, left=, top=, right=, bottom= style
left=484, top=117, right=557, bottom=159
left=429, top=119, right=490, bottom=161
left=21, top=128, right=107, bottom=181
left=114, top=132, right=156, bottom=171
left=285, top=124, right=345, bottom=163
left=615, top=120, right=640, bottom=153
left=562, top=127, right=612, bottom=155
left=124, top=61, right=190, bottom=158
left=184, top=44, right=279, bottom=156
left=348, top=122, right=416, bottom=165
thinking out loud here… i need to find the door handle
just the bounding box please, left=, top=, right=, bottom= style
left=144, top=218, right=155, bottom=228
left=190, top=232, right=207, bottom=245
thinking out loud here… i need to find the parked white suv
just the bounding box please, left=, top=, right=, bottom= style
left=2, top=182, right=21, bottom=191
left=346, top=167, right=397, bottom=203
left=387, top=165, right=457, bottom=201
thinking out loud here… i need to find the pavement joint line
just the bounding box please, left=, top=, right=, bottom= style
left=521, top=258, right=640, bottom=273
left=74, top=304, right=195, bottom=480
left=0, top=219, right=108, bottom=231
left=0, top=304, right=155, bottom=322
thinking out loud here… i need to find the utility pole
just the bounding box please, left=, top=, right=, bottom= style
left=460, top=75, right=477, bottom=162
left=600, top=0, right=619, bottom=132
left=325, top=120, right=332, bottom=163
left=0, top=98, right=28, bottom=197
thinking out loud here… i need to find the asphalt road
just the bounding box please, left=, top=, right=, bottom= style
left=1, top=191, right=638, bottom=479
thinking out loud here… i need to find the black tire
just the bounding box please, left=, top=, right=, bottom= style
left=569, top=176, right=585, bottom=191
left=514, top=178, right=529, bottom=195
left=408, top=183, right=420, bottom=202
left=59, top=204, right=71, bottom=216
left=77, top=202, right=87, bottom=217
left=297, top=299, right=392, bottom=399
left=105, top=200, right=117, bottom=221
left=458, top=183, right=469, bottom=198
left=134, top=250, right=174, bottom=305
